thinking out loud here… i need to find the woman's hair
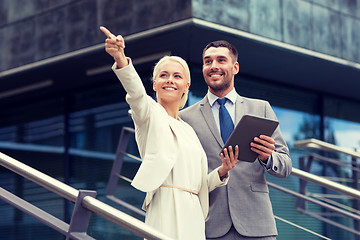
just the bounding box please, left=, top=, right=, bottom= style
left=152, top=56, right=191, bottom=109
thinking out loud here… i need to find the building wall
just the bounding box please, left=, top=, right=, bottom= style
left=192, top=0, right=360, bottom=63
left=0, top=0, right=192, bottom=72
left=1, top=0, right=359, bottom=72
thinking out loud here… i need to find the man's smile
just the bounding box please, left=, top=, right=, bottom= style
left=209, top=71, right=224, bottom=79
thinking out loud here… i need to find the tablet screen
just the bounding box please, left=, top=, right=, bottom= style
left=222, top=114, right=279, bottom=162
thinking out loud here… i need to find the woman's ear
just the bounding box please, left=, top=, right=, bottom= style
left=184, top=82, right=190, bottom=93
left=153, top=80, right=157, bottom=92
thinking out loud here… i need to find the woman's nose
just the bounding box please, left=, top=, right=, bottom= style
left=166, top=76, right=174, bottom=83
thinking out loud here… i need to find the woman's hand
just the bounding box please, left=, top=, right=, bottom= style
left=218, top=145, right=239, bottom=178
left=100, top=26, right=128, bottom=68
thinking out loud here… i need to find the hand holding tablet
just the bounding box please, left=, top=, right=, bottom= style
left=221, top=114, right=279, bottom=162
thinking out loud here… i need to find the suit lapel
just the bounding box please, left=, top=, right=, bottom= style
left=199, top=96, right=223, bottom=147
left=235, top=95, right=245, bottom=125
left=197, top=94, right=245, bottom=147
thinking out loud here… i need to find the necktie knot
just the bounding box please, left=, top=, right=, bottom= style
left=217, top=98, right=227, bottom=106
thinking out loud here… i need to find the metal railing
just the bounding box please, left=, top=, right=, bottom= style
left=106, top=127, right=360, bottom=239
left=294, top=138, right=360, bottom=239
left=290, top=167, right=360, bottom=200
left=294, top=138, right=360, bottom=158
left=3, top=130, right=359, bottom=240
left=0, top=152, right=174, bottom=240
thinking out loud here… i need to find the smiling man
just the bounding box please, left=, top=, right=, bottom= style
left=179, top=40, right=292, bottom=240
left=202, top=43, right=239, bottom=97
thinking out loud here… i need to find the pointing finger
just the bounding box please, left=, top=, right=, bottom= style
left=100, top=26, right=115, bottom=39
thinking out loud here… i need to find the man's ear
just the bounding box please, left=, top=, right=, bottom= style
left=233, top=62, right=239, bottom=75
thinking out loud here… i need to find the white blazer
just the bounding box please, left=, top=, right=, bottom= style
left=112, top=59, right=227, bottom=218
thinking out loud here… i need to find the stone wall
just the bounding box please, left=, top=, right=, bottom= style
left=192, top=0, right=360, bottom=63
left=0, top=0, right=359, bottom=72
left=0, top=0, right=192, bottom=71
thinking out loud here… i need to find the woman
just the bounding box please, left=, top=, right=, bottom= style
left=100, top=26, right=238, bottom=240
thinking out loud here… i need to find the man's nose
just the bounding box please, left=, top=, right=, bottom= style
left=210, top=61, right=219, bottom=69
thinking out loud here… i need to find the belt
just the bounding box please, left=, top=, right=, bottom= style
left=160, top=184, right=199, bottom=195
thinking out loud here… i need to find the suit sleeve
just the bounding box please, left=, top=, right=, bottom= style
left=264, top=102, right=292, bottom=178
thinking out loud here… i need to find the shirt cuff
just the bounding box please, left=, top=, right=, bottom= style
left=220, top=172, right=229, bottom=182
left=258, top=155, right=273, bottom=170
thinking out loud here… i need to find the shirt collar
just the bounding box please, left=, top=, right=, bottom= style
left=207, top=88, right=237, bottom=107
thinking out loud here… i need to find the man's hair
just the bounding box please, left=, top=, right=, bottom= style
left=202, top=40, right=238, bottom=62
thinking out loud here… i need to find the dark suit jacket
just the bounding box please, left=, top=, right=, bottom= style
left=179, top=94, right=292, bottom=238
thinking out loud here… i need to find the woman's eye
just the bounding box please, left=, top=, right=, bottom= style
left=175, top=75, right=182, bottom=79
left=160, top=73, right=167, bottom=77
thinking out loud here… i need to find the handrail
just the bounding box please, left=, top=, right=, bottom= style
left=294, top=138, right=360, bottom=158
left=306, top=153, right=360, bottom=173
left=0, top=152, right=79, bottom=201
left=294, top=138, right=360, bottom=238
left=291, top=168, right=360, bottom=200
left=0, top=152, right=174, bottom=240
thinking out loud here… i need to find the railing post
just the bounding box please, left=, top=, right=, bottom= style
left=296, top=156, right=306, bottom=210
left=105, top=127, right=146, bottom=216
left=296, top=155, right=313, bottom=211
left=14, top=174, right=23, bottom=223
left=106, top=127, right=135, bottom=196
left=352, top=155, right=360, bottom=240
left=66, top=190, right=97, bottom=240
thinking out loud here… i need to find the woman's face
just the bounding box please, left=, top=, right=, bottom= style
left=153, top=60, right=189, bottom=106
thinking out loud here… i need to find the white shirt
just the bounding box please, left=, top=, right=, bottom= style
left=207, top=88, right=272, bottom=169
left=207, top=89, right=237, bottom=135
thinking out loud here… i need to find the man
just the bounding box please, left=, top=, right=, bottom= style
left=179, top=40, right=292, bottom=240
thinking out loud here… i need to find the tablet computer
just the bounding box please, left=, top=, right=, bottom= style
left=222, top=114, right=279, bottom=162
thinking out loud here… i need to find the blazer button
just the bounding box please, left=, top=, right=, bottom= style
left=274, top=166, right=278, bottom=171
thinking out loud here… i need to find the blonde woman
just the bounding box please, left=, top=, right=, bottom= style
left=100, top=26, right=238, bottom=240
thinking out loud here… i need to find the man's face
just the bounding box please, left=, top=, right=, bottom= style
left=202, top=47, right=239, bottom=96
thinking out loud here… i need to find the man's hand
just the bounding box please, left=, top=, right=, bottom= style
left=100, top=26, right=128, bottom=68
left=250, top=135, right=275, bottom=162
left=218, top=145, right=239, bottom=178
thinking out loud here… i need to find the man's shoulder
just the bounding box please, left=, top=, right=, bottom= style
left=240, top=95, right=271, bottom=108
left=179, top=99, right=205, bottom=123
left=181, top=97, right=206, bottom=114
left=180, top=105, right=198, bottom=122
left=241, top=95, right=268, bottom=103
left=182, top=101, right=201, bottom=112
